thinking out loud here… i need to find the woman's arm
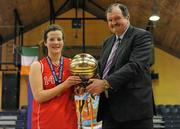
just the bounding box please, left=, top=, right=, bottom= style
left=29, top=61, right=81, bottom=103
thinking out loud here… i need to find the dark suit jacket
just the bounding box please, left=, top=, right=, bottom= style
left=97, top=25, right=154, bottom=122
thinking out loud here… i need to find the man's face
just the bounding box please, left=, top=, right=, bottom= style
left=107, top=7, right=129, bottom=35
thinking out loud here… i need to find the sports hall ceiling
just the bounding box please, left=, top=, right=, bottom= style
left=0, top=0, right=179, bottom=58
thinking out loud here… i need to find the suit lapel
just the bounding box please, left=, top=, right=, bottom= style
left=101, top=35, right=116, bottom=74
left=110, top=26, right=134, bottom=70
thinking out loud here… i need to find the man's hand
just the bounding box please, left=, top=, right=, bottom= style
left=86, top=79, right=105, bottom=96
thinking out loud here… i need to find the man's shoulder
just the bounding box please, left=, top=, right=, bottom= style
left=133, top=26, right=151, bottom=35
left=104, top=34, right=115, bottom=43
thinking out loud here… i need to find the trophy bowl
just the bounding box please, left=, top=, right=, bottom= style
left=70, top=53, right=98, bottom=81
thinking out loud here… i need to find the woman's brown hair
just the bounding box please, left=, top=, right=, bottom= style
left=38, top=24, right=64, bottom=60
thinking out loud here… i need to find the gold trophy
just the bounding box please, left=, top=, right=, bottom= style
left=70, top=53, right=98, bottom=129
left=70, top=53, right=98, bottom=95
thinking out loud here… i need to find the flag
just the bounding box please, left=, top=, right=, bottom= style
left=21, top=46, right=38, bottom=75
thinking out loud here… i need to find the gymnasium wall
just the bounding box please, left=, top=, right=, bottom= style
left=0, top=9, right=180, bottom=110
left=0, top=9, right=110, bottom=110
left=152, top=47, right=180, bottom=104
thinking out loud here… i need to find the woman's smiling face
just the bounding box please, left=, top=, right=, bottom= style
left=44, top=30, right=64, bottom=55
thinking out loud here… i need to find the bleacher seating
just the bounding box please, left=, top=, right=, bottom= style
left=155, top=104, right=180, bottom=129
left=16, top=106, right=27, bottom=129
left=1, top=105, right=180, bottom=129
left=0, top=106, right=27, bottom=129
left=153, top=115, right=165, bottom=129
left=0, top=111, right=19, bottom=129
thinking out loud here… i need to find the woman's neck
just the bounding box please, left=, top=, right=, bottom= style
left=48, top=53, right=61, bottom=65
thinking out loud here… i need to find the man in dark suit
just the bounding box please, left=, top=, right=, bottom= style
left=86, top=3, right=154, bottom=129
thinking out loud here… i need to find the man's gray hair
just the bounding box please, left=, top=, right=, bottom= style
left=105, top=3, right=129, bottom=18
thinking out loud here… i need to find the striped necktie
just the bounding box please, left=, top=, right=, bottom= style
left=103, top=38, right=121, bottom=98
left=103, top=38, right=121, bottom=79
